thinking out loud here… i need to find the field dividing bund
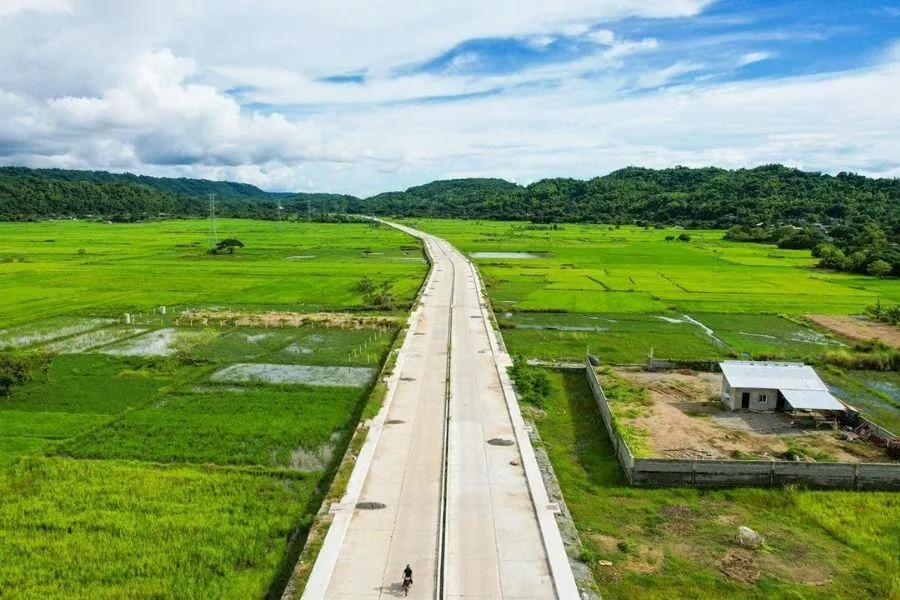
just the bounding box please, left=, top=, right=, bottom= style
left=0, top=219, right=427, bottom=598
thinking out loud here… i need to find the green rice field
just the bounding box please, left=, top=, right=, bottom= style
left=0, top=218, right=420, bottom=598
left=0, top=219, right=427, bottom=327
left=410, top=220, right=894, bottom=314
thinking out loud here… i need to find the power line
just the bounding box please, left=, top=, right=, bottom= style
left=208, top=193, right=217, bottom=248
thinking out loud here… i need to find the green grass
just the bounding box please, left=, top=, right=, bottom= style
left=0, top=457, right=316, bottom=600
left=410, top=220, right=895, bottom=315
left=67, top=386, right=363, bottom=468
left=3, top=354, right=181, bottom=414
left=530, top=369, right=900, bottom=600
left=596, top=368, right=654, bottom=457
left=499, top=312, right=724, bottom=363
left=0, top=219, right=427, bottom=327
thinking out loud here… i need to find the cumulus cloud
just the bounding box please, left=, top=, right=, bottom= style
left=0, top=0, right=898, bottom=194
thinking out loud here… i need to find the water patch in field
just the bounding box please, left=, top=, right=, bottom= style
left=101, top=328, right=179, bottom=356
left=245, top=333, right=273, bottom=344
left=738, top=330, right=844, bottom=347
left=210, top=363, right=375, bottom=387
left=862, top=379, right=899, bottom=401
left=515, top=324, right=608, bottom=332
left=284, top=344, right=314, bottom=355
left=43, top=327, right=147, bottom=353
left=470, top=252, right=544, bottom=259
left=290, top=432, right=340, bottom=471
left=285, top=255, right=316, bottom=260
left=192, top=385, right=246, bottom=393
left=682, top=314, right=729, bottom=349
left=0, top=318, right=115, bottom=350
left=656, top=316, right=685, bottom=324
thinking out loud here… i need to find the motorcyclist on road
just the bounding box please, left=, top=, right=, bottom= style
left=402, top=564, right=413, bottom=595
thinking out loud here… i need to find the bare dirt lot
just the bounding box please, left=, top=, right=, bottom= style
left=614, top=368, right=890, bottom=463
left=806, top=314, right=900, bottom=348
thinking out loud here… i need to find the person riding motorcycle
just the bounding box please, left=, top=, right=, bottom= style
left=402, top=564, right=413, bottom=595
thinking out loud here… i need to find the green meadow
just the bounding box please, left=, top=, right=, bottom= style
left=0, top=219, right=423, bottom=598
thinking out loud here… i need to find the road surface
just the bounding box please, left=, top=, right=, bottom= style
left=302, top=224, right=577, bottom=599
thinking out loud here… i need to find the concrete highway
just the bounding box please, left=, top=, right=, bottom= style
left=302, top=224, right=577, bottom=599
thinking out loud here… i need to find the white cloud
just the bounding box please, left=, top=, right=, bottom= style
left=0, top=0, right=898, bottom=195
left=738, top=51, right=774, bottom=66
left=0, top=0, right=71, bottom=18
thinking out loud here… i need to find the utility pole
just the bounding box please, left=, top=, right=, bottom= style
left=208, top=193, right=218, bottom=249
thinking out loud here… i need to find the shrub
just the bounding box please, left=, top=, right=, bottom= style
left=508, top=356, right=551, bottom=409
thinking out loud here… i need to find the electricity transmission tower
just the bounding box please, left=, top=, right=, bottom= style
left=208, top=193, right=218, bottom=249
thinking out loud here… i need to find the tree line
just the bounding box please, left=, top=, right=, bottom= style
left=2, top=164, right=897, bottom=275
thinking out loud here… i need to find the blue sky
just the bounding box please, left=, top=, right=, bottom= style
left=0, top=0, right=898, bottom=194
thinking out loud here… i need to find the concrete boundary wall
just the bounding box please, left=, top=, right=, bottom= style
left=584, top=360, right=900, bottom=490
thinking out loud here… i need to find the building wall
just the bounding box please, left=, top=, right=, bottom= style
left=588, top=362, right=900, bottom=490
left=724, top=383, right=778, bottom=412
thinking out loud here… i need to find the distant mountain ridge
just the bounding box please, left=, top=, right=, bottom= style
left=0, top=166, right=357, bottom=220
left=2, top=164, right=898, bottom=231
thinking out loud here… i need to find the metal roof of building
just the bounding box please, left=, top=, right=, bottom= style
left=720, top=361, right=828, bottom=392
left=720, top=361, right=845, bottom=411
left=780, top=389, right=845, bottom=411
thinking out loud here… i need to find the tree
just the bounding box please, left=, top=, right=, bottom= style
left=357, top=276, right=375, bottom=294
left=868, top=259, right=892, bottom=278
left=363, top=280, right=394, bottom=310
left=0, top=354, right=33, bottom=397
left=212, top=238, right=244, bottom=254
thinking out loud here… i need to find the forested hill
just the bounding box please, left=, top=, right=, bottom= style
left=354, top=166, right=900, bottom=230
left=3, top=164, right=899, bottom=231
left=0, top=166, right=277, bottom=202
left=0, top=167, right=356, bottom=220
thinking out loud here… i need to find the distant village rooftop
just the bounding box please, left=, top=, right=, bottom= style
left=719, top=361, right=845, bottom=412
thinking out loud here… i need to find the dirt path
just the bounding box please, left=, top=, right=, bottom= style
left=806, top=315, right=900, bottom=347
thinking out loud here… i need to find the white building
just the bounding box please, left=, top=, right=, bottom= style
left=719, top=361, right=846, bottom=413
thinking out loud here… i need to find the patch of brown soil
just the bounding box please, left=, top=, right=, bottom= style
left=657, top=504, right=699, bottom=536
left=786, top=563, right=831, bottom=586
left=623, top=545, right=665, bottom=575
left=586, top=533, right=622, bottom=554
left=721, top=548, right=761, bottom=584
left=176, top=310, right=397, bottom=329
left=615, top=369, right=888, bottom=462
left=715, top=514, right=739, bottom=526
left=659, top=504, right=697, bottom=520
left=806, top=315, right=900, bottom=348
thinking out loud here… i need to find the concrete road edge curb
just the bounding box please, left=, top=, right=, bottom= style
left=300, top=233, right=440, bottom=599
left=464, top=254, right=581, bottom=599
